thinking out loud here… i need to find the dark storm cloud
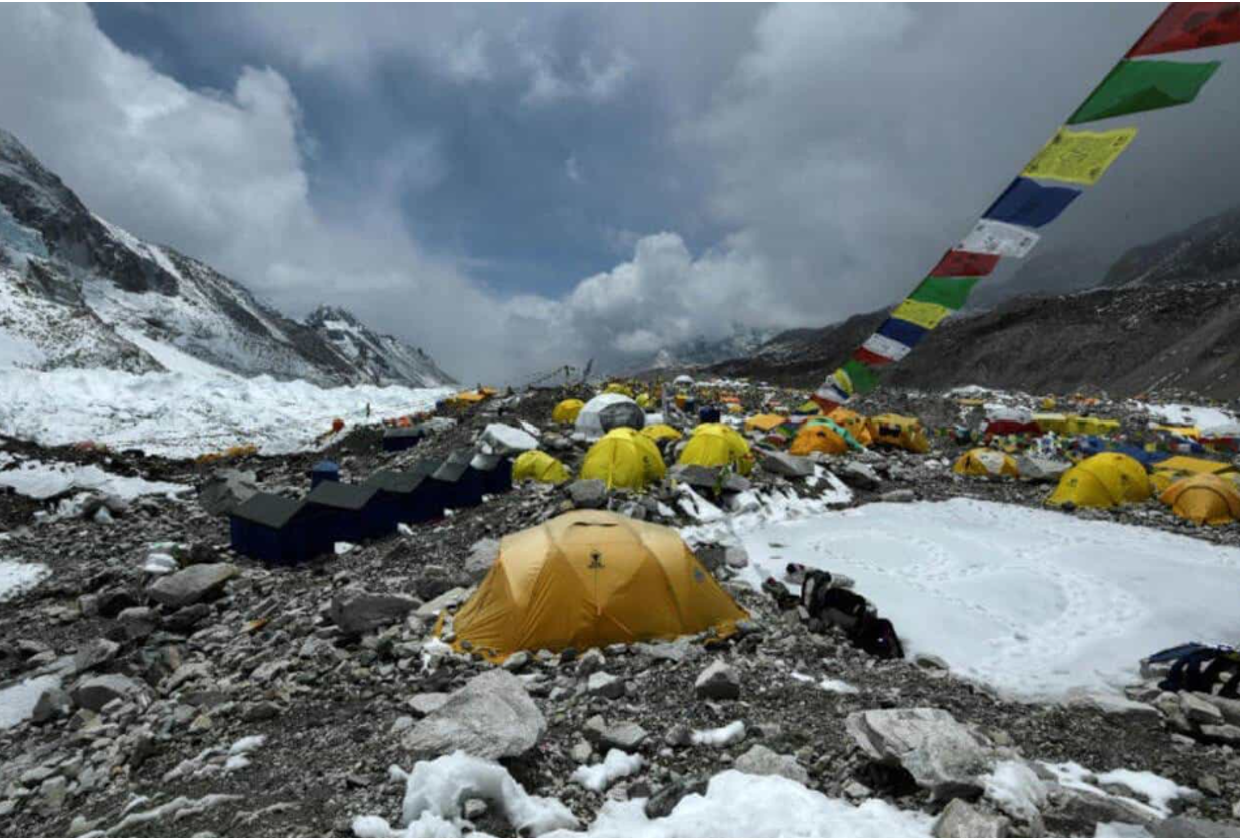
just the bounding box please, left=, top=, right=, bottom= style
left=4, top=4, right=1239, bottom=381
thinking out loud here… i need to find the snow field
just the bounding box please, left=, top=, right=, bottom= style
left=736, top=498, right=1240, bottom=700
left=0, top=367, right=450, bottom=458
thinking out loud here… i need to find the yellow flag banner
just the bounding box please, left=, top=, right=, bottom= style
left=890, top=299, right=952, bottom=330
left=1021, top=126, right=1138, bottom=186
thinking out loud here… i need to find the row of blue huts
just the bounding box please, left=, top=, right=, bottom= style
left=227, top=448, right=512, bottom=566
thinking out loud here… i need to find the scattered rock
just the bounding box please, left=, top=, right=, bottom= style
left=695, top=659, right=740, bottom=700
left=403, top=670, right=545, bottom=759
left=587, top=672, right=625, bottom=700
left=329, top=589, right=419, bottom=635
left=146, top=563, right=238, bottom=608
left=568, top=480, right=608, bottom=509
left=845, top=708, right=993, bottom=792
left=933, top=799, right=1010, bottom=838
left=71, top=673, right=145, bottom=712
left=734, top=744, right=809, bottom=784
left=584, top=716, right=648, bottom=752
left=756, top=448, right=815, bottom=479
left=72, top=638, right=120, bottom=674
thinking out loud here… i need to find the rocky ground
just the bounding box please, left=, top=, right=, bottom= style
left=3, top=384, right=1240, bottom=838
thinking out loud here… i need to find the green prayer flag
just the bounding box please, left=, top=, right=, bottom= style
left=908, top=276, right=981, bottom=311
left=840, top=359, right=879, bottom=395
left=1068, top=59, right=1220, bottom=125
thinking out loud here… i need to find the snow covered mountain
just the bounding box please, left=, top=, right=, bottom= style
left=304, top=305, right=454, bottom=387
left=631, top=325, right=777, bottom=374
left=0, top=129, right=454, bottom=387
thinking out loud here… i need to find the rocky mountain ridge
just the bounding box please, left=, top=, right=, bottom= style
left=0, top=129, right=453, bottom=388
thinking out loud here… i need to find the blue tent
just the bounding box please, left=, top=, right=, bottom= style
left=309, top=460, right=340, bottom=489
left=229, top=493, right=335, bottom=566
left=365, top=465, right=445, bottom=526
left=432, top=449, right=486, bottom=510
left=304, top=481, right=389, bottom=543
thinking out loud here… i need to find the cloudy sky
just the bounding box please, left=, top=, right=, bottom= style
left=3, top=3, right=1240, bottom=382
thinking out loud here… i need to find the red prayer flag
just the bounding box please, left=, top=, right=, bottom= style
left=928, top=249, right=1001, bottom=277
left=852, top=346, right=895, bottom=367
left=1128, top=3, right=1240, bottom=56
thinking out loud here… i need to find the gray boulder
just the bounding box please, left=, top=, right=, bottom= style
left=146, top=563, right=238, bottom=609
left=836, top=461, right=881, bottom=490
left=198, top=470, right=258, bottom=516
left=1153, top=817, right=1240, bottom=838
left=568, top=480, right=608, bottom=509
left=71, top=674, right=145, bottom=712
left=465, top=538, right=500, bottom=582
left=329, top=589, right=419, bottom=635
left=734, top=744, right=809, bottom=784
left=72, top=639, right=119, bottom=675
left=584, top=716, right=648, bottom=752
left=409, top=693, right=451, bottom=718
left=933, top=799, right=1009, bottom=838
left=756, top=448, right=815, bottom=479
left=845, top=708, right=994, bottom=791
left=670, top=464, right=750, bottom=494
left=403, top=670, right=545, bottom=759
left=31, top=687, right=72, bottom=724
left=587, top=672, right=625, bottom=700
left=695, top=659, right=740, bottom=700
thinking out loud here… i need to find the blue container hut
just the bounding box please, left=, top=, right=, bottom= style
left=228, top=493, right=335, bottom=566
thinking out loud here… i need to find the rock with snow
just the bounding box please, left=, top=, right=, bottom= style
left=480, top=424, right=538, bottom=456
left=845, top=708, right=994, bottom=792
left=146, top=563, right=237, bottom=608
left=403, top=670, right=545, bottom=759
left=568, top=479, right=608, bottom=509
left=695, top=659, right=740, bottom=700
left=734, top=744, right=808, bottom=784
left=71, top=673, right=145, bottom=712
left=329, top=589, right=419, bottom=635
left=670, top=464, right=750, bottom=494
left=197, top=470, right=258, bottom=516
left=933, top=799, right=1010, bottom=838
left=30, top=687, right=72, bottom=724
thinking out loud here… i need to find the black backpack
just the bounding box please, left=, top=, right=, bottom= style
left=855, top=614, right=905, bottom=660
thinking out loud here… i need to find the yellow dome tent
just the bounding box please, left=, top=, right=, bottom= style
left=580, top=428, right=666, bottom=491
left=953, top=448, right=1020, bottom=478
left=789, top=423, right=848, bottom=456
left=677, top=423, right=754, bottom=475
left=868, top=414, right=930, bottom=454
left=744, top=414, right=786, bottom=434
left=604, top=382, right=635, bottom=397
left=641, top=424, right=684, bottom=444
left=1047, top=452, right=1152, bottom=508
left=511, top=450, right=571, bottom=485
left=442, top=510, right=748, bottom=661
left=635, top=392, right=652, bottom=409
left=552, top=399, right=585, bottom=425
left=828, top=407, right=873, bottom=447
left=1151, top=456, right=1237, bottom=493
left=1159, top=474, right=1240, bottom=526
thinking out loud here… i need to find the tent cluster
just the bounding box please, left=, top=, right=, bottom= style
left=581, top=428, right=667, bottom=491
left=441, top=510, right=748, bottom=662
left=229, top=449, right=513, bottom=566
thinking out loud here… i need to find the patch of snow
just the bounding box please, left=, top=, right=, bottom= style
left=0, top=559, right=50, bottom=601
left=818, top=678, right=859, bottom=695
left=1147, top=402, right=1240, bottom=435
left=736, top=498, right=1240, bottom=700
left=356, top=759, right=937, bottom=838
left=335, top=542, right=357, bottom=556
left=0, top=459, right=188, bottom=500
left=0, top=367, right=449, bottom=458
left=691, top=720, right=746, bottom=747
left=1041, top=762, right=1194, bottom=818
left=0, top=673, right=60, bottom=730
left=480, top=423, right=538, bottom=455
left=571, top=750, right=644, bottom=792
left=983, top=760, right=1047, bottom=821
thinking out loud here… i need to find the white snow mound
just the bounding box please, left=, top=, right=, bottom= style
left=738, top=498, right=1240, bottom=700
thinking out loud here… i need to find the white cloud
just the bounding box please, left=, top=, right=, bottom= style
left=565, top=155, right=582, bottom=183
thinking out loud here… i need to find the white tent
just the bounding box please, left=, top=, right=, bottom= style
left=574, top=393, right=645, bottom=440
left=673, top=374, right=695, bottom=386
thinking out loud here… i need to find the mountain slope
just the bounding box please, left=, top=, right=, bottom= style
left=304, top=305, right=454, bottom=387
left=711, top=279, right=1240, bottom=398
left=1105, top=204, right=1240, bottom=289
left=0, top=129, right=452, bottom=387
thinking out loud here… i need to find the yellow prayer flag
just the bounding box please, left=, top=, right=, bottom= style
left=891, top=298, right=952, bottom=330
left=1021, top=126, right=1137, bottom=186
